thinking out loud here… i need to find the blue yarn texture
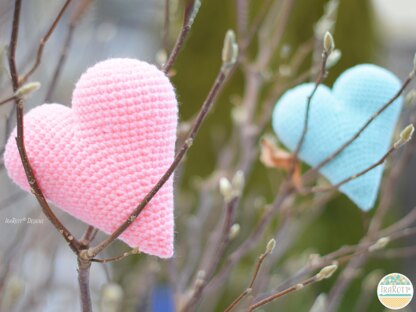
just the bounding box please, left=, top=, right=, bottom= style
left=273, top=64, right=403, bottom=211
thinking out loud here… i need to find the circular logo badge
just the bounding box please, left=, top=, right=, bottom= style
left=377, top=273, right=414, bottom=310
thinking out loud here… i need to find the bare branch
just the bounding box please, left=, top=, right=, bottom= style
left=162, top=0, right=201, bottom=73
left=207, top=185, right=294, bottom=292
left=0, top=95, right=17, bottom=106
left=241, top=0, right=274, bottom=51
left=79, top=226, right=98, bottom=248
left=223, top=239, right=276, bottom=312
left=256, top=0, right=296, bottom=69
left=303, top=67, right=415, bottom=182
left=45, top=0, right=92, bottom=101
left=163, top=0, right=171, bottom=52
left=290, top=49, right=330, bottom=178
left=249, top=265, right=337, bottom=311
left=91, top=248, right=140, bottom=263
left=7, top=0, right=81, bottom=255
left=20, top=0, right=73, bottom=84
left=182, top=196, right=239, bottom=311
left=309, top=146, right=396, bottom=193
left=77, top=258, right=92, bottom=312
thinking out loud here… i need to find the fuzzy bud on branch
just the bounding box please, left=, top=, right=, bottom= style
left=229, top=223, right=240, bottom=240
left=368, top=237, right=390, bottom=252
left=316, top=264, right=338, bottom=281
left=405, top=90, right=416, bottom=107
left=219, top=177, right=233, bottom=203
left=266, top=238, right=276, bottom=254
left=222, top=30, right=238, bottom=69
left=185, top=0, right=201, bottom=27
left=326, top=49, right=341, bottom=69
left=14, top=82, right=41, bottom=98
left=219, top=170, right=245, bottom=203
left=394, top=124, right=414, bottom=149
left=323, top=31, right=335, bottom=54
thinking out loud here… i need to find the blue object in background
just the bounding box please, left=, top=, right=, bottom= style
left=151, top=285, right=174, bottom=312
left=273, top=64, right=403, bottom=211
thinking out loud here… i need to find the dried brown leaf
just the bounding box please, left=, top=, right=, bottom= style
left=260, top=137, right=302, bottom=189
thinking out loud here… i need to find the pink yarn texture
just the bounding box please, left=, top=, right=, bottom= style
left=4, top=58, right=178, bottom=258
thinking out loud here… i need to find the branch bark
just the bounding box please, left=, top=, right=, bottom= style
left=77, top=257, right=92, bottom=312
left=8, top=0, right=81, bottom=254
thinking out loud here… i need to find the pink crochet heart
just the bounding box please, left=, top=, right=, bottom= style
left=4, top=59, right=178, bottom=258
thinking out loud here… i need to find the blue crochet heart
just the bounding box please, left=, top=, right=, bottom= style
left=273, top=64, right=403, bottom=210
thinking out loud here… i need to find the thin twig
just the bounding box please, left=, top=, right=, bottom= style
left=382, top=207, right=416, bottom=236
left=303, top=70, right=415, bottom=182
left=206, top=197, right=239, bottom=278
left=20, top=0, right=73, bottom=84
left=241, top=0, right=273, bottom=51
left=223, top=247, right=273, bottom=312
left=252, top=192, right=335, bottom=296
left=256, top=0, right=296, bottom=69
left=8, top=0, right=81, bottom=255
left=370, top=130, right=416, bottom=235
left=248, top=252, right=271, bottom=289
left=79, top=226, right=97, bottom=248
left=257, top=226, right=416, bottom=305
left=178, top=184, right=216, bottom=290
left=182, top=197, right=239, bottom=312
left=44, top=22, right=74, bottom=100
left=162, top=0, right=199, bottom=74
left=290, top=50, right=329, bottom=175
left=325, top=185, right=414, bottom=312
left=207, top=185, right=294, bottom=292
left=224, top=289, right=251, bottom=312
left=325, top=134, right=415, bottom=311
left=91, top=248, right=140, bottom=263
left=162, top=25, right=190, bottom=74
left=289, top=38, right=315, bottom=73
left=249, top=276, right=317, bottom=311
left=163, top=0, right=170, bottom=52
left=259, top=224, right=416, bottom=302
left=7, top=0, right=21, bottom=88
left=388, top=227, right=416, bottom=241
left=257, top=49, right=317, bottom=132
left=309, top=146, right=396, bottom=192
left=0, top=95, right=17, bottom=106
left=377, top=246, right=416, bottom=259
left=45, top=0, right=92, bottom=101
left=235, top=0, right=249, bottom=39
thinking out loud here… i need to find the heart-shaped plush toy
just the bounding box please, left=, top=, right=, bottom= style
left=5, top=59, right=178, bottom=258
left=273, top=64, right=403, bottom=210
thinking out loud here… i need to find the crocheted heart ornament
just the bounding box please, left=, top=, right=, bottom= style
left=4, top=59, right=178, bottom=258
left=273, top=64, right=403, bottom=211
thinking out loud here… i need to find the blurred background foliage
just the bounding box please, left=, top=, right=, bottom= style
left=169, top=0, right=408, bottom=311
left=1, top=0, right=415, bottom=311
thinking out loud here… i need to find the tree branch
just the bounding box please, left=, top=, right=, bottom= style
left=8, top=0, right=81, bottom=255
left=45, top=0, right=91, bottom=101
left=303, top=68, right=415, bottom=182
left=223, top=239, right=275, bottom=312
left=20, top=0, right=73, bottom=84
left=309, top=146, right=396, bottom=193
left=162, top=0, right=200, bottom=74
left=77, top=258, right=92, bottom=312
